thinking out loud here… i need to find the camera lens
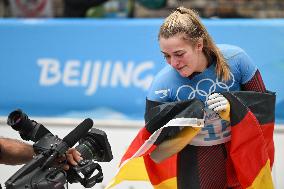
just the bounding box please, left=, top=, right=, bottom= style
left=75, top=128, right=113, bottom=162
left=7, top=110, right=22, bottom=126
left=7, top=109, right=52, bottom=142
left=76, top=136, right=103, bottom=161
left=7, top=109, right=35, bottom=133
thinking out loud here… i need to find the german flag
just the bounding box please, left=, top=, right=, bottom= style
left=105, top=99, right=205, bottom=189
left=105, top=91, right=275, bottom=189
left=222, top=91, right=275, bottom=189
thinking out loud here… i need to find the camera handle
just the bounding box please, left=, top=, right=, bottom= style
left=67, top=160, right=103, bottom=188
left=4, top=153, right=47, bottom=186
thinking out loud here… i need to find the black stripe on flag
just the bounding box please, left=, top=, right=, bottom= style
left=222, top=91, right=275, bottom=126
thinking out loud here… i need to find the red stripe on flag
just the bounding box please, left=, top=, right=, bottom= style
left=144, top=154, right=177, bottom=185
left=120, top=127, right=151, bottom=165
left=230, top=111, right=270, bottom=188
left=260, top=122, right=275, bottom=167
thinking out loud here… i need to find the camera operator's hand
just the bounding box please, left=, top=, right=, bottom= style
left=66, top=148, right=83, bottom=168
left=57, top=148, right=83, bottom=170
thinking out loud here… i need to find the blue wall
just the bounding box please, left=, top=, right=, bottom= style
left=0, top=19, right=284, bottom=122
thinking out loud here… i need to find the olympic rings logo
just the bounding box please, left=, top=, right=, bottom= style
left=175, top=72, right=235, bottom=101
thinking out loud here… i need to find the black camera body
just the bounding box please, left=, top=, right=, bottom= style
left=4, top=109, right=113, bottom=189
left=5, top=156, right=67, bottom=189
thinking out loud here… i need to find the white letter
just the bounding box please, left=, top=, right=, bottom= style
left=63, top=60, right=80, bottom=86
left=101, top=61, right=112, bottom=87
left=111, top=61, right=133, bottom=87
left=85, top=61, right=101, bottom=95
left=37, top=58, right=61, bottom=86
left=81, top=61, right=92, bottom=86
left=133, top=61, right=154, bottom=90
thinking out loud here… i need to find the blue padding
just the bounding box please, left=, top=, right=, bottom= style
left=0, top=19, right=283, bottom=122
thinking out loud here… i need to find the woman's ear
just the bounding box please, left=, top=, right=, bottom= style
left=196, top=38, right=203, bottom=51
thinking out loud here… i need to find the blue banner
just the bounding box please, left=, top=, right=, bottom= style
left=0, top=19, right=284, bottom=122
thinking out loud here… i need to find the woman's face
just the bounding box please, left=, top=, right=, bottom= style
left=159, top=34, right=203, bottom=77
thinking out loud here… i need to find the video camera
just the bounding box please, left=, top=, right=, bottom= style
left=3, top=109, right=113, bottom=189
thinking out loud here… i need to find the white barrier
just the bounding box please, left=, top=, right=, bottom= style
left=0, top=117, right=283, bottom=189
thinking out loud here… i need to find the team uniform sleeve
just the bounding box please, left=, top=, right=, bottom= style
left=145, top=69, right=182, bottom=143
left=234, top=49, right=266, bottom=92
left=146, top=71, right=171, bottom=102
left=237, top=50, right=258, bottom=84
left=241, top=69, right=266, bottom=92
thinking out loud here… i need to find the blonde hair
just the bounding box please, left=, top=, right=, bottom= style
left=158, top=7, right=230, bottom=81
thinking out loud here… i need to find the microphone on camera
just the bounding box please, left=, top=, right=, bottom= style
left=42, top=118, right=93, bottom=169
left=63, top=118, right=93, bottom=148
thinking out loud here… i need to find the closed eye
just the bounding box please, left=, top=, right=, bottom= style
left=162, top=53, right=170, bottom=59
left=163, top=55, right=170, bottom=59
left=174, top=52, right=185, bottom=58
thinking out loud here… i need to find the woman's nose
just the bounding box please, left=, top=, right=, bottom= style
left=171, top=58, right=179, bottom=68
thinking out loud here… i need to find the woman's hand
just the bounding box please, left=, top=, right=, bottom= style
left=206, top=93, right=230, bottom=121
left=206, top=93, right=229, bottom=112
